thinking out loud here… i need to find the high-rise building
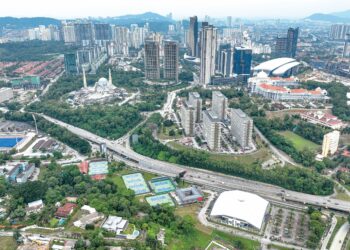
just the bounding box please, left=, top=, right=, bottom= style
left=74, top=23, right=94, bottom=45
left=233, top=46, right=252, bottom=80
left=330, top=24, right=350, bottom=40
left=212, top=91, right=227, bottom=120
left=188, top=92, right=202, bottom=122
left=275, top=28, right=299, bottom=58
left=111, top=26, right=129, bottom=55
left=203, top=110, right=221, bottom=151
left=217, top=43, right=231, bottom=73
left=94, top=23, right=111, bottom=42
left=163, top=40, right=179, bottom=82
left=62, top=24, right=76, bottom=43
left=200, top=25, right=217, bottom=86
left=144, top=40, right=160, bottom=80
left=343, top=34, right=350, bottom=58
left=188, top=16, right=198, bottom=57
left=322, top=131, right=340, bottom=157
left=64, top=53, right=79, bottom=75
left=227, top=16, right=232, bottom=27
left=230, top=109, right=253, bottom=149
left=180, top=101, right=195, bottom=136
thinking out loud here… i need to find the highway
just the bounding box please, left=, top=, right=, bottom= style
left=39, top=114, right=350, bottom=213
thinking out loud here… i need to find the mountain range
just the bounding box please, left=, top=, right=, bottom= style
left=306, top=10, right=350, bottom=23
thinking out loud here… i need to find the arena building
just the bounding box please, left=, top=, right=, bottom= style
left=253, top=57, right=300, bottom=77
left=210, top=190, right=269, bottom=230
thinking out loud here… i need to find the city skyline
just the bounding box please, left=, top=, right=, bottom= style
left=1, top=0, right=349, bottom=19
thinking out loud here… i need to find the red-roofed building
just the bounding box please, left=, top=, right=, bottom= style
left=55, top=203, right=77, bottom=218
left=91, top=174, right=107, bottom=181
left=301, top=111, right=346, bottom=130
left=79, top=161, right=89, bottom=174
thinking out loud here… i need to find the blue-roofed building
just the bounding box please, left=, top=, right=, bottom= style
left=6, top=162, right=35, bottom=183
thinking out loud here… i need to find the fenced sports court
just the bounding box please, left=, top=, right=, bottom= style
left=149, top=177, right=176, bottom=194
left=122, top=173, right=150, bottom=195
left=145, top=194, right=175, bottom=207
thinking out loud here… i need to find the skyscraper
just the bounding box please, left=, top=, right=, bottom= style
left=180, top=101, right=195, bottom=136
left=233, top=46, right=252, bottom=81
left=343, top=34, right=350, bottom=58
left=230, top=109, right=253, bottom=149
left=330, top=24, right=350, bottom=40
left=188, top=92, right=202, bottom=123
left=64, top=53, right=79, bottom=75
left=74, top=23, right=94, bottom=46
left=200, top=25, right=217, bottom=86
left=62, top=24, right=76, bottom=43
left=94, top=23, right=112, bottom=42
left=275, top=28, right=299, bottom=58
left=203, top=110, right=221, bottom=151
left=217, top=43, right=232, bottom=77
left=188, top=16, right=198, bottom=57
left=144, top=40, right=160, bottom=80
left=227, top=16, right=232, bottom=27
left=322, top=131, right=340, bottom=157
left=163, top=40, right=179, bottom=82
left=212, top=91, right=227, bottom=120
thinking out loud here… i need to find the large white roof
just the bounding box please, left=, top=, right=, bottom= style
left=254, top=58, right=296, bottom=72
left=272, top=61, right=301, bottom=76
left=210, top=190, right=269, bottom=229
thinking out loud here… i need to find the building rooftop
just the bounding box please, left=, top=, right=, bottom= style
left=204, top=110, right=221, bottom=122
left=210, top=190, right=269, bottom=230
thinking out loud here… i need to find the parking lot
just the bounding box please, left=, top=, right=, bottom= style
left=266, top=206, right=310, bottom=247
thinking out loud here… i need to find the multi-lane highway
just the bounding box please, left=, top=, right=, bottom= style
left=40, top=114, right=350, bottom=213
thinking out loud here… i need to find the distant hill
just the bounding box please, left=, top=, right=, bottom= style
left=0, top=17, right=61, bottom=29
left=305, top=10, right=350, bottom=23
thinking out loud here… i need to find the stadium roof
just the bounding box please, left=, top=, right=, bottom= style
left=254, top=58, right=300, bottom=76
left=210, top=190, right=269, bottom=229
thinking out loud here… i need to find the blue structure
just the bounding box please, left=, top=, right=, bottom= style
left=233, top=47, right=252, bottom=81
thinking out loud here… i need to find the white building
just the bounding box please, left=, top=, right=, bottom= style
left=230, top=109, right=253, bottom=149
left=0, top=88, right=14, bottom=103
left=180, top=101, right=195, bottom=136
left=203, top=110, right=221, bottom=151
left=210, top=190, right=269, bottom=230
left=200, top=25, right=217, bottom=85
left=188, top=92, right=202, bottom=122
left=212, top=91, right=227, bottom=121
left=322, top=131, right=340, bottom=157
left=101, top=216, right=128, bottom=233
left=26, top=200, right=44, bottom=214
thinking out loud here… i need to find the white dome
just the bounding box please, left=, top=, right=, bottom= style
left=257, top=71, right=268, bottom=78
left=98, top=78, right=108, bottom=86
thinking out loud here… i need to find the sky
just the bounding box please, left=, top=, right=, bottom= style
left=1, top=0, right=349, bottom=20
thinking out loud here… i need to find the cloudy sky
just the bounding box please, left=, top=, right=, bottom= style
left=1, top=0, right=349, bottom=19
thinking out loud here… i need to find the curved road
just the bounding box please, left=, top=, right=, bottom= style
left=39, top=114, right=350, bottom=213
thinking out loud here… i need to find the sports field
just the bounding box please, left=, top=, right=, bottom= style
left=149, top=177, right=176, bottom=194
left=146, top=194, right=175, bottom=207
left=122, top=173, right=150, bottom=195
left=278, top=131, right=320, bottom=151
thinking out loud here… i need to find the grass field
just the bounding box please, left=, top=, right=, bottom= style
left=334, top=192, right=350, bottom=202
left=168, top=138, right=271, bottom=166
left=0, top=237, right=17, bottom=250
left=278, top=131, right=320, bottom=152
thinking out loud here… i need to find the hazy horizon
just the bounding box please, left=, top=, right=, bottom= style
left=1, top=0, right=349, bottom=20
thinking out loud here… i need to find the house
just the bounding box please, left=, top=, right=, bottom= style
left=55, top=203, right=77, bottom=218
left=73, top=212, right=104, bottom=229
left=101, top=216, right=128, bottom=233
left=81, top=205, right=96, bottom=214
left=26, top=199, right=44, bottom=214
left=6, top=163, right=35, bottom=183
left=175, top=186, right=203, bottom=205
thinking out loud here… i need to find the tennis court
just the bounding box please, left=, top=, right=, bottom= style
left=146, top=194, right=175, bottom=207
left=122, top=173, right=150, bottom=195
left=149, top=177, right=176, bottom=194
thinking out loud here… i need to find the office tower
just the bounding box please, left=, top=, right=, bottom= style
left=111, top=26, right=129, bottom=55
left=330, top=24, right=350, bottom=40
left=144, top=41, right=160, bottom=80
left=230, top=109, right=253, bottom=149
left=217, top=43, right=232, bottom=76
left=203, top=110, right=221, bottom=151
left=188, top=92, right=202, bottom=122
left=212, top=91, right=227, bottom=120
left=233, top=46, right=252, bottom=79
left=62, top=24, right=76, bottom=43
left=64, top=53, right=79, bottom=75
left=343, top=34, right=350, bottom=58
left=74, top=23, right=94, bottom=45
left=94, top=23, right=111, bottom=41
left=163, top=40, right=179, bottom=82
left=188, top=16, right=198, bottom=57
left=180, top=101, right=195, bottom=136
left=227, top=16, right=232, bottom=27
left=200, top=25, right=217, bottom=86
left=322, top=131, right=340, bottom=157
left=275, top=28, right=299, bottom=58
